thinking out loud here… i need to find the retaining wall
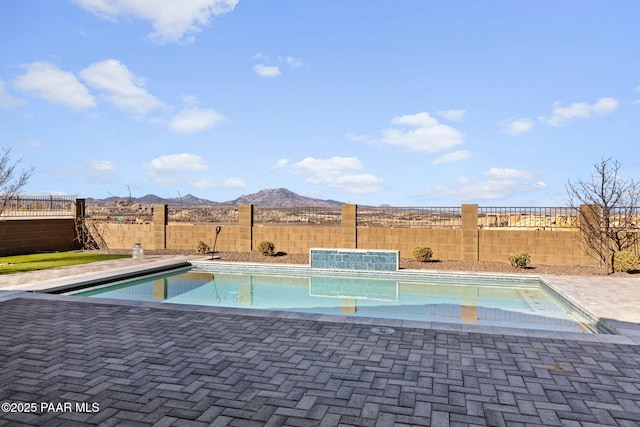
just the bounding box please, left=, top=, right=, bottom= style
left=0, top=218, right=76, bottom=256
left=90, top=203, right=598, bottom=267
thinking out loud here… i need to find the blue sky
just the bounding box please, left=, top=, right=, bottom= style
left=1, top=1, right=639, bottom=206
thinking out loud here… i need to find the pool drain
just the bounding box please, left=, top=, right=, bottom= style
left=128, top=307, right=151, bottom=314
left=370, top=327, right=395, bottom=335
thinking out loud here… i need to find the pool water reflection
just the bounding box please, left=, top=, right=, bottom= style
left=72, top=267, right=600, bottom=333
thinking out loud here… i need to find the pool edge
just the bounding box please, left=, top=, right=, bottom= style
left=6, top=291, right=639, bottom=346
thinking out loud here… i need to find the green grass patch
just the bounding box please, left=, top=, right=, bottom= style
left=0, top=252, right=130, bottom=275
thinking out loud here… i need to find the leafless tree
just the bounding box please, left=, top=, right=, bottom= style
left=0, top=148, right=35, bottom=216
left=567, top=158, right=640, bottom=274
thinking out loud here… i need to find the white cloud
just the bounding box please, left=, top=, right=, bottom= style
left=146, top=153, right=243, bottom=188
left=500, top=118, right=534, bottom=136
left=191, top=177, right=245, bottom=189
left=148, top=153, right=209, bottom=172
left=168, top=107, right=224, bottom=134
left=590, top=97, right=618, bottom=115
left=13, top=62, right=96, bottom=110
left=333, top=174, right=384, bottom=194
left=80, top=59, right=165, bottom=116
left=430, top=167, right=545, bottom=201
left=544, top=97, right=618, bottom=127
left=270, top=159, right=290, bottom=170
left=70, top=0, right=238, bottom=44
left=180, top=94, right=199, bottom=107
left=293, top=156, right=363, bottom=177
left=55, top=159, right=117, bottom=183
left=376, top=112, right=464, bottom=152
left=286, top=57, right=303, bottom=69
left=23, top=139, right=42, bottom=147
left=435, top=109, right=466, bottom=122
left=0, top=79, right=25, bottom=108
left=253, top=64, right=281, bottom=78
left=290, top=156, right=383, bottom=194
left=484, top=168, right=535, bottom=180
left=432, top=150, right=471, bottom=164
left=146, top=153, right=210, bottom=186
left=87, top=159, right=116, bottom=175
left=253, top=54, right=302, bottom=77
left=346, top=133, right=369, bottom=142
left=85, top=160, right=116, bottom=183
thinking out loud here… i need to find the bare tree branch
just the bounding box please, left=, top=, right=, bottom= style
left=0, top=148, right=35, bottom=216
left=566, top=158, right=640, bottom=274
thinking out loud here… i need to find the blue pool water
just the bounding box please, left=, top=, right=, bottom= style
left=70, top=265, right=602, bottom=333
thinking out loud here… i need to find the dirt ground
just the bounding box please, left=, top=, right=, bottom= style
left=139, top=249, right=619, bottom=276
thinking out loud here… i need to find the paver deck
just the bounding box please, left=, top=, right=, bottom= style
left=1, top=258, right=639, bottom=426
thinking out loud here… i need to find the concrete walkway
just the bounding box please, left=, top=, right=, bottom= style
left=1, top=258, right=639, bottom=426
left=0, top=255, right=195, bottom=292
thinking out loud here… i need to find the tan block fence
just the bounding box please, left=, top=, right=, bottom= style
left=85, top=202, right=599, bottom=267
left=0, top=198, right=614, bottom=266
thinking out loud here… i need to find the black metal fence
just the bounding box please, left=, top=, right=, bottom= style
left=85, top=204, right=154, bottom=224
left=254, top=207, right=342, bottom=225
left=478, top=207, right=578, bottom=229
left=356, top=207, right=462, bottom=228
left=606, top=207, right=640, bottom=229
left=76, top=203, right=640, bottom=230
left=0, top=195, right=75, bottom=217
left=168, top=206, right=239, bottom=224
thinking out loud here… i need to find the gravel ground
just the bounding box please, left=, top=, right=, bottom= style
left=140, top=250, right=619, bottom=276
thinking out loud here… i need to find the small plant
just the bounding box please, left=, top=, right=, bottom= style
left=509, top=251, right=531, bottom=269
left=612, top=250, right=639, bottom=273
left=256, top=240, right=275, bottom=256
left=412, top=246, right=433, bottom=262
left=195, top=240, right=210, bottom=254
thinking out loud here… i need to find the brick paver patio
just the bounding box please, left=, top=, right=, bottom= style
left=1, top=292, right=639, bottom=426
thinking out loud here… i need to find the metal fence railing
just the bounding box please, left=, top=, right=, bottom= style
left=478, top=207, right=578, bottom=229
left=0, top=195, right=75, bottom=217
left=356, top=207, right=462, bottom=228
left=253, top=207, right=342, bottom=225
left=78, top=203, right=640, bottom=231
left=85, top=204, right=154, bottom=224
left=168, top=206, right=239, bottom=224
left=605, top=207, right=640, bottom=229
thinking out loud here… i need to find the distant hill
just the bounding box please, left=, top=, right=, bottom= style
left=224, top=188, right=343, bottom=207
left=86, top=188, right=344, bottom=207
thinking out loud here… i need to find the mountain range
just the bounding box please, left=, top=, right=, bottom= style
left=87, top=188, right=345, bottom=207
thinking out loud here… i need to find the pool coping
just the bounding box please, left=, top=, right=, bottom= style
left=2, top=257, right=639, bottom=345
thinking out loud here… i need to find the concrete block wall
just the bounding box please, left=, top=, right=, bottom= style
left=341, top=204, right=357, bottom=249
left=479, top=229, right=596, bottom=266
left=77, top=202, right=603, bottom=267
left=100, top=223, right=155, bottom=251
left=253, top=225, right=344, bottom=254
left=152, top=204, right=167, bottom=251
left=0, top=219, right=76, bottom=256
left=238, top=205, right=253, bottom=252
left=166, top=224, right=242, bottom=252
left=357, top=227, right=462, bottom=260
left=461, top=204, right=479, bottom=261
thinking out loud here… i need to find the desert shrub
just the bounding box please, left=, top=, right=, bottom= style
left=509, top=251, right=531, bottom=269
left=412, top=246, right=433, bottom=262
left=195, top=240, right=210, bottom=254
left=612, top=250, right=639, bottom=273
left=256, top=240, right=275, bottom=256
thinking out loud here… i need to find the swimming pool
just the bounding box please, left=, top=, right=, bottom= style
left=69, top=263, right=605, bottom=334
